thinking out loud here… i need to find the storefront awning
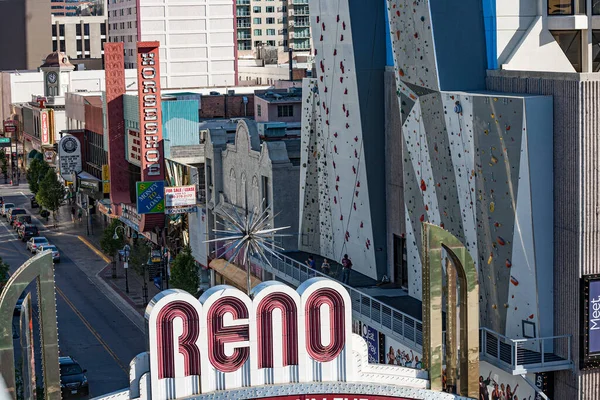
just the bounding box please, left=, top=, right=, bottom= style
left=27, top=149, right=38, bottom=158
left=209, top=258, right=261, bottom=291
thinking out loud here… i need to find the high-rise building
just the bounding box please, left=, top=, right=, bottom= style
left=108, top=0, right=236, bottom=88
left=0, top=0, right=51, bottom=70
left=235, top=0, right=312, bottom=57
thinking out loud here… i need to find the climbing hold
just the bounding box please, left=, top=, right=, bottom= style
left=496, top=236, right=506, bottom=246
left=510, top=276, right=519, bottom=286
left=505, top=259, right=512, bottom=268
left=420, top=179, right=427, bottom=191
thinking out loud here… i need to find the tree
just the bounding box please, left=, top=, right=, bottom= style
left=0, top=256, right=9, bottom=292
left=100, top=219, right=125, bottom=267
left=169, top=246, right=199, bottom=296
left=0, top=152, right=8, bottom=183
left=36, top=169, right=66, bottom=223
left=129, top=240, right=151, bottom=277
left=26, top=158, right=50, bottom=194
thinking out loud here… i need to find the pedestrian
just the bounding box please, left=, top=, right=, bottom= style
left=71, top=206, right=76, bottom=222
left=77, top=209, right=83, bottom=222
left=321, top=258, right=331, bottom=276
left=341, top=253, right=352, bottom=284
left=306, top=255, right=316, bottom=277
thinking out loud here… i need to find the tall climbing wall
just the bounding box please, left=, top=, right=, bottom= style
left=387, top=0, right=555, bottom=339
left=298, top=0, right=385, bottom=280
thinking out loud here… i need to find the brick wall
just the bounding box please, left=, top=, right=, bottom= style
left=200, top=94, right=254, bottom=119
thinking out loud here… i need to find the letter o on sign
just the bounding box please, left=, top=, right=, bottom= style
left=305, top=288, right=346, bottom=362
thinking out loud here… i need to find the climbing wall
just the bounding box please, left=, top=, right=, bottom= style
left=387, top=0, right=554, bottom=339
left=298, top=0, right=379, bottom=279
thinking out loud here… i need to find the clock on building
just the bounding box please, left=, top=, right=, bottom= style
left=47, top=72, right=58, bottom=84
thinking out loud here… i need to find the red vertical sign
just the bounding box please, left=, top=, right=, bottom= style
left=136, top=41, right=164, bottom=182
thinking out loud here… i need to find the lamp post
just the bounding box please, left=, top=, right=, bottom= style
left=112, top=225, right=126, bottom=278
left=122, top=244, right=130, bottom=293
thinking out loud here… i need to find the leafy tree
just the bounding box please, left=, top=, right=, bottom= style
left=36, top=169, right=66, bottom=223
left=100, top=219, right=125, bottom=263
left=129, top=240, right=151, bottom=277
left=0, top=152, right=8, bottom=182
left=0, top=256, right=9, bottom=292
left=169, top=246, right=199, bottom=296
left=26, top=158, right=50, bottom=194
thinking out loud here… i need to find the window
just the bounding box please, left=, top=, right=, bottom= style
left=85, top=39, right=90, bottom=51
left=84, top=23, right=89, bottom=36
left=52, top=40, right=58, bottom=52
left=101, top=24, right=106, bottom=36
left=253, top=6, right=261, bottom=12
left=550, top=30, right=582, bottom=72
left=254, top=29, right=262, bottom=36
left=592, top=30, right=600, bottom=71
left=59, top=25, right=65, bottom=36
left=266, top=17, right=275, bottom=24
left=253, top=17, right=261, bottom=24
left=77, top=40, right=82, bottom=51
left=266, top=40, right=276, bottom=46
left=257, top=104, right=262, bottom=117
left=52, top=25, right=57, bottom=37
left=254, top=40, right=262, bottom=47
left=548, top=0, right=585, bottom=14
left=266, top=28, right=276, bottom=35
left=76, top=24, right=82, bottom=36
left=594, top=0, right=600, bottom=13
left=266, top=6, right=274, bottom=12
left=277, top=105, right=293, bottom=117
left=60, top=40, right=65, bottom=51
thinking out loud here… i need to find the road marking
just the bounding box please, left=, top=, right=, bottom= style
left=55, top=285, right=129, bottom=375
left=78, top=236, right=111, bottom=263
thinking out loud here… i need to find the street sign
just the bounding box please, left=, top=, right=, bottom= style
left=0, top=138, right=10, bottom=148
left=123, top=262, right=128, bottom=269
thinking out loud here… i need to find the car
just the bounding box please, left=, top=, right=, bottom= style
left=36, top=244, right=60, bottom=263
left=14, top=292, right=26, bottom=316
left=59, top=356, right=89, bottom=397
left=26, top=236, right=49, bottom=253
left=8, top=208, right=26, bottom=225
left=18, top=224, right=39, bottom=241
left=13, top=215, right=31, bottom=230
left=30, top=196, right=38, bottom=208
left=1, top=202, right=15, bottom=217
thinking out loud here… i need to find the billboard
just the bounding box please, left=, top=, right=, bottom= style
left=136, top=181, right=165, bottom=214
left=137, top=42, right=164, bottom=182
left=165, top=185, right=196, bottom=207
left=41, top=110, right=49, bottom=145
left=582, top=275, right=600, bottom=369
left=58, top=136, right=82, bottom=181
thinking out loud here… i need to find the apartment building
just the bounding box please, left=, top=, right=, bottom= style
left=108, top=0, right=236, bottom=89
left=235, top=0, right=311, bottom=56
left=51, top=15, right=108, bottom=66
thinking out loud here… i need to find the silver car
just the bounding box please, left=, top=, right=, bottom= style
left=1, top=203, right=15, bottom=217
left=36, top=244, right=60, bottom=263
left=27, top=237, right=49, bottom=254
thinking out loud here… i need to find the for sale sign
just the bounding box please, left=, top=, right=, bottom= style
left=164, top=185, right=196, bottom=208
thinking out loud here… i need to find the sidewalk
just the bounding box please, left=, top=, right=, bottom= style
left=20, top=197, right=160, bottom=330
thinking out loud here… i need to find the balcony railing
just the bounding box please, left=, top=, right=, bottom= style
left=237, top=34, right=251, bottom=40
left=236, top=0, right=250, bottom=4
left=292, top=0, right=309, bottom=4
left=290, top=8, right=309, bottom=16
left=237, top=22, right=251, bottom=28
left=479, top=327, right=573, bottom=374
left=236, top=11, right=250, bottom=17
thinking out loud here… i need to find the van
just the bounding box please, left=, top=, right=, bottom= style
left=8, top=208, right=26, bottom=225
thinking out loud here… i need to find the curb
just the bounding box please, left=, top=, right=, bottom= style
left=99, top=262, right=143, bottom=315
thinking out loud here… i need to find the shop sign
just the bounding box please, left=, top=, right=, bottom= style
left=80, top=180, right=99, bottom=191
left=581, top=275, right=600, bottom=368
left=137, top=41, right=164, bottom=181
left=41, top=110, right=49, bottom=145
left=102, top=164, right=110, bottom=193
left=3, top=120, right=16, bottom=133
left=58, top=136, right=82, bottom=181
left=165, top=185, right=196, bottom=208
left=588, top=280, right=600, bottom=353
left=165, top=205, right=197, bottom=215
left=136, top=180, right=165, bottom=214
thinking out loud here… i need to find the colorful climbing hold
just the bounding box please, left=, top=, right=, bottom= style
left=420, top=179, right=427, bottom=191
left=496, top=236, right=506, bottom=246
left=510, top=276, right=519, bottom=286
left=505, top=259, right=512, bottom=268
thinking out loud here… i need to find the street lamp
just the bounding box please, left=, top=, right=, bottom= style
left=112, top=225, right=126, bottom=278
left=122, top=244, right=131, bottom=294
left=113, top=225, right=125, bottom=240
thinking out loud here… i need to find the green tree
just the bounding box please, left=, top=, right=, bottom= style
left=26, top=158, right=50, bottom=194
left=169, top=246, right=199, bottom=296
left=129, top=240, right=151, bottom=277
left=0, top=152, right=8, bottom=182
left=100, top=219, right=125, bottom=269
left=36, top=169, right=66, bottom=223
left=0, top=256, right=9, bottom=292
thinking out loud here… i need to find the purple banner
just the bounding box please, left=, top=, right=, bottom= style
left=589, top=280, right=600, bottom=354
left=361, top=324, right=379, bottom=363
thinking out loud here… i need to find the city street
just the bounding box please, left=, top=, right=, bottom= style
left=1, top=184, right=146, bottom=397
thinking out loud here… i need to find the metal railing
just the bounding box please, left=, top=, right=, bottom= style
left=257, top=252, right=425, bottom=351
left=479, top=327, right=573, bottom=374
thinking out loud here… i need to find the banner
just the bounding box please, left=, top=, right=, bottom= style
left=361, top=324, right=379, bottom=364
left=165, top=185, right=196, bottom=208
left=102, top=164, right=110, bottom=193
left=589, top=280, right=600, bottom=354
left=136, top=181, right=165, bottom=214
left=58, top=136, right=82, bottom=181
left=41, top=110, right=49, bottom=145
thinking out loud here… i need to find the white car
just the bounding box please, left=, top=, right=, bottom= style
left=36, top=245, right=60, bottom=263
left=1, top=203, right=15, bottom=217
left=27, top=237, right=49, bottom=254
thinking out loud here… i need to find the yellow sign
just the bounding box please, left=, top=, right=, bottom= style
left=102, top=164, right=110, bottom=193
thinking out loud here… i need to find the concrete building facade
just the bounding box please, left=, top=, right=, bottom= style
left=108, top=0, right=236, bottom=88
left=51, top=15, right=108, bottom=66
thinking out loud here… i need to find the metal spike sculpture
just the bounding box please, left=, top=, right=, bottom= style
left=205, top=201, right=290, bottom=295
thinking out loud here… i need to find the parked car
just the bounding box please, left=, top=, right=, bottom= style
left=0, top=196, right=4, bottom=205
left=30, top=196, right=38, bottom=208
left=1, top=203, right=15, bottom=217
left=37, top=244, right=60, bottom=263
left=8, top=208, right=26, bottom=225
left=18, top=224, right=39, bottom=241
left=59, top=356, right=89, bottom=397
left=13, top=215, right=32, bottom=230
left=26, top=236, right=49, bottom=253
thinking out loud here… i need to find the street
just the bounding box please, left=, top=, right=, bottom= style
left=1, top=184, right=146, bottom=398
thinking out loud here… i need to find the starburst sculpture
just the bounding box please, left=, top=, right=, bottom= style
left=205, top=202, right=290, bottom=294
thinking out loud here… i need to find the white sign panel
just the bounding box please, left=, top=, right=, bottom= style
left=164, top=185, right=196, bottom=208
left=58, top=136, right=82, bottom=181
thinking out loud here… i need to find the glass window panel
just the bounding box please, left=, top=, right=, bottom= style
left=551, top=30, right=582, bottom=72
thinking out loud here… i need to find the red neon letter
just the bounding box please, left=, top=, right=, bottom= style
left=256, top=293, right=299, bottom=368
left=305, top=288, right=346, bottom=362
left=207, top=297, right=250, bottom=372
left=156, top=301, right=201, bottom=379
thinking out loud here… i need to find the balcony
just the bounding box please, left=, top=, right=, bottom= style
left=292, top=0, right=309, bottom=4
left=290, top=8, right=309, bottom=16
left=293, top=18, right=310, bottom=27
left=236, top=0, right=250, bottom=4
left=236, top=11, right=250, bottom=17
left=237, top=34, right=251, bottom=40
left=237, top=22, right=251, bottom=28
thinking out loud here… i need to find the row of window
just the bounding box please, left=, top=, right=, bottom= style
left=251, top=6, right=283, bottom=13
left=549, top=0, right=600, bottom=15
left=52, top=37, right=106, bottom=57
left=253, top=29, right=282, bottom=36
left=51, top=23, right=107, bottom=37
left=255, top=104, right=294, bottom=117
left=108, top=7, right=134, bottom=17
left=551, top=29, right=600, bottom=72
left=252, top=17, right=286, bottom=24
left=108, top=35, right=134, bottom=43
left=111, top=21, right=136, bottom=30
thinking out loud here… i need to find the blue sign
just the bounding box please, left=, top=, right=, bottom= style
left=136, top=181, right=165, bottom=214
left=361, top=324, right=379, bottom=363
left=589, top=280, right=600, bottom=354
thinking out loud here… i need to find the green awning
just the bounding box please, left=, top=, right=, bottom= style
left=28, top=150, right=39, bottom=158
